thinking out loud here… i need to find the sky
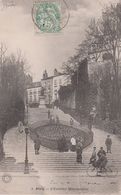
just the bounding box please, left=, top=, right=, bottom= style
left=0, top=0, right=119, bottom=81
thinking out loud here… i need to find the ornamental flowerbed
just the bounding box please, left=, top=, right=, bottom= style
left=30, top=124, right=93, bottom=151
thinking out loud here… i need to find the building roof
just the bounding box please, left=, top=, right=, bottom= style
left=41, top=76, right=54, bottom=81
left=53, top=73, right=69, bottom=78
left=41, top=73, right=69, bottom=81
left=27, top=81, right=41, bottom=89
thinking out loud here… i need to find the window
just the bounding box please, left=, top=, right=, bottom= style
left=54, top=79, right=57, bottom=87
left=29, top=90, right=32, bottom=95
left=34, top=89, right=37, bottom=94
left=59, top=79, right=62, bottom=85
left=34, top=95, right=36, bottom=102
left=29, top=95, right=32, bottom=102
left=54, top=90, right=58, bottom=100
left=38, top=90, right=41, bottom=95
left=54, top=89, right=57, bottom=95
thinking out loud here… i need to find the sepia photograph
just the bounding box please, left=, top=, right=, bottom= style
left=0, top=0, right=121, bottom=194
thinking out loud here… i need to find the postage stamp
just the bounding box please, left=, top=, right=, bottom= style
left=32, top=1, right=61, bottom=33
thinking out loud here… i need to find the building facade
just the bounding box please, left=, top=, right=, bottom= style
left=27, top=82, right=42, bottom=105
left=41, top=76, right=53, bottom=105
left=52, top=74, right=71, bottom=101
left=41, top=69, right=71, bottom=105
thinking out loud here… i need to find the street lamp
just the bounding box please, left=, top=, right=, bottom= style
left=24, top=127, right=29, bottom=174
left=18, top=118, right=30, bottom=174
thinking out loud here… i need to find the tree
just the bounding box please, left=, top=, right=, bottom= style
left=84, top=3, right=121, bottom=119
left=72, top=3, right=121, bottom=120
left=62, top=2, right=121, bottom=120
left=0, top=45, right=28, bottom=159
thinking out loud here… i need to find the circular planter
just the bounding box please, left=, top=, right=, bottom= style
left=30, top=124, right=93, bottom=151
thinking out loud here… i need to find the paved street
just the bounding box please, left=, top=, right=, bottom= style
left=1, top=108, right=121, bottom=194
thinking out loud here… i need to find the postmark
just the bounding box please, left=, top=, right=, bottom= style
left=32, top=0, right=70, bottom=33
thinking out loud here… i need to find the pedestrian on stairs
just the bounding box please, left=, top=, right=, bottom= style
left=76, top=141, right=83, bottom=163
left=58, top=135, right=68, bottom=152
left=70, top=137, right=76, bottom=152
left=89, top=146, right=97, bottom=163
left=34, top=137, right=41, bottom=155
left=70, top=118, right=74, bottom=126
left=48, top=109, right=50, bottom=119
left=56, top=115, right=59, bottom=125
left=105, top=135, right=112, bottom=153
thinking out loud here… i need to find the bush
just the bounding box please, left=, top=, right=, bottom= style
left=46, top=104, right=52, bottom=108
left=29, top=103, right=39, bottom=108
left=104, top=120, right=121, bottom=134
left=95, top=118, right=121, bottom=135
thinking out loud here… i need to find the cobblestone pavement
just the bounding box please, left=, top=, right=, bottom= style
left=1, top=108, right=121, bottom=194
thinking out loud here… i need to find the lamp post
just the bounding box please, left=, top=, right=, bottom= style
left=24, top=127, right=29, bottom=174
left=18, top=103, right=29, bottom=174
left=24, top=104, right=29, bottom=174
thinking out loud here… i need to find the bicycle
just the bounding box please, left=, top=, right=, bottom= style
left=87, top=162, right=118, bottom=177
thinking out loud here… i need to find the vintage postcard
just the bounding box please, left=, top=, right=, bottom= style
left=0, top=0, right=121, bottom=194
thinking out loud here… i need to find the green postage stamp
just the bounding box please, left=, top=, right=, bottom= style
left=32, top=1, right=61, bottom=33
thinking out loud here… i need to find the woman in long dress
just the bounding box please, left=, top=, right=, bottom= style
left=70, top=137, right=76, bottom=152
left=76, top=141, right=83, bottom=163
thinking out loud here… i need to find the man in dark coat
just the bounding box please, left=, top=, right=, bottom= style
left=48, top=110, right=50, bottom=119
left=97, top=147, right=107, bottom=170
left=97, top=147, right=106, bottom=158
left=34, top=137, right=41, bottom=155
left=58, top=135, right=68, bottom=152
left=76, top=141, right=83, bottom=163
left=105, top=135, right=112, bottom=153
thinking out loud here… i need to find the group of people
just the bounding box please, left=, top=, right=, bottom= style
left=70, top=134, right=112, bottom=168
left=34, top=108, right=113, bottom=170
left=89, top=135, right=112, bottom=170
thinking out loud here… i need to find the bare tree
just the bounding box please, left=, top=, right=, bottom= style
left=0, top=43, right=7, bottom=85
left=0, top=45, right=29, bottom=160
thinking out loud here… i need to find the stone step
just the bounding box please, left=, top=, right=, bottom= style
left=6, top=154, right=121, bottom=163
left=35, top=163, right=88, bottom=167
left=37, top=167, right=121, bottom=171
left=36, top=162, right=121, bottom=166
